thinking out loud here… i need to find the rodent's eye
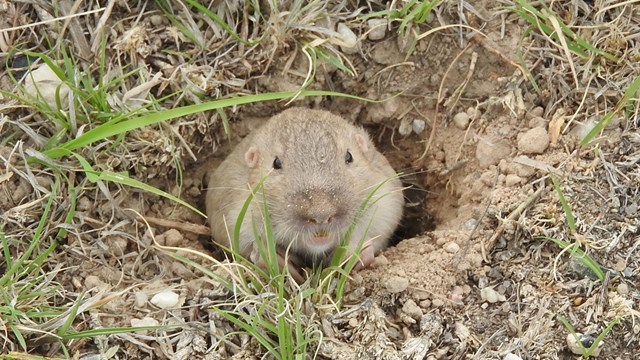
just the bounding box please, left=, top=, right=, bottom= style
left=273, top=156, right=282, bottom=170
left=345, top=150, right=353, bottom=164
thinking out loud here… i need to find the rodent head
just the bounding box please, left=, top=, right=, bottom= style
left=243, top=107, right=378, bottom=261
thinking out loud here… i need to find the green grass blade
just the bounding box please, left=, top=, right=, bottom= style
left=61, top=326, right=168, bottom=339
left=0, top=178, right=58, bottom=288
left=67, top=151, right=206, bottom=217
left=544, top=237, right=605, bottom=281
left=580, top=75, right=640, bottom=146
left=42, top=90, right=374, bottom=159
left=550, top=174, right=575, bottom=233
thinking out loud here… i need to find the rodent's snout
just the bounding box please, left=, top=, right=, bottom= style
left=292, top=189, right=342, bottom=226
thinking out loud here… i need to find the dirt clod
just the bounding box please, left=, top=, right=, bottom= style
left=517, top=126, right=550, bottom=154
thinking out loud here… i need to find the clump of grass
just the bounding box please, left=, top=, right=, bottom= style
left=359, top=0, right=442, bottom=57
left=545, top=174, right=605, bottom=281
left=512, top=0, right=617, bottom=62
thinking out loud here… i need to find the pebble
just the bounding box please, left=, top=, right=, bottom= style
left=566, top=333, right=602, bottom=356
left=617, top=283, right=629, bottom=295
left=453, top=112, right=470, bottom=129
left=337, top=23, right=358, bottom=54
left=464, top=218, right=478, bottom=230
left=134, top=291, right=148, bottom=308
left=367, top=19, right=387, bottom=41
left=367, top=97, right=403, bottom=123
left=34, top=176, right=53, bottom=191
left=149, top=15, right=164, bottom=26
left=504, top=174, right=522, bottom=187
left=412, top=119, right=426, bottom=134
left=449, top=286, right=464, bottom=303
left=131, top=317, right=159, bottom=334
left=399, top=118, right=413, bottom=135
left=419, top=313, right=443, bottom=337
left=443, top=242, right=460, bottom=254
left=371, top=254, right=390, bottom=267
left=613, top=259, right=626, bottom=272
left=530, top=106, right=544, bottom=118
left=480, top=286, right=506, bottom=303
left=150, top=290, right=180, bottom=309
left=517, top=127, right=550, bottom=154
left=371, top=40, right=404, bottom=65
left=513, top=156, right=536, bottom=177
left=625, top=203, right=638, bottom=216
left=528, top=116, right=547, bottom=128
left=466, top=107, right=478, bottom=120
left=160, top=229, right=184, bottom=247
left=402, top=299, right=423, bottom=320
left=476, top=136, right=511, bottom=168
left=385, top=276, right=409, bottom=293
left=106, top=236, right=128, bottom=256
left=22, top=63, right=70, bottom=110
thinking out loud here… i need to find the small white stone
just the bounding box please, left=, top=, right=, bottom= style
left=22, top=63, right=70, bottom=110
left=443, top=242, right=460, bottom=254
left=150, top=290, right=180, bottom=309
left=566, top=332, right=603, bottom=356
left=454, top=322, right=471, bottom=340
left=149, top=15, right=164, bottom=26
left=399, top=118, right=413, bottom=136
left=480, top=287, right=505, bottom=303
left=367, top=19, right=387, bottom=41
left=337, top=23, right=359, bottom=54
left=412, top=119, right=426, bottom=134
left=131, top=317, right=159, bottom=334
left=566, top=333, right=584, bottom=355
left=453, top=112, right=470, bottom=129
left=134, top=291, right=148, bottom=308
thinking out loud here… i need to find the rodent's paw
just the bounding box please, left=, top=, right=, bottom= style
left=350, top=246, right=375, bottom=271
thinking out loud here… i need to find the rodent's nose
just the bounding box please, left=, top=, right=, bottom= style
left=307, top=213, right=334, bottom=225
left=295, top=190, right=339, bottom=225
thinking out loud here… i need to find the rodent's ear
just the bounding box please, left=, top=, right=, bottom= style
left=354, top=132, right=371, bottom=154
left=245, top=146, right=260, bottom=168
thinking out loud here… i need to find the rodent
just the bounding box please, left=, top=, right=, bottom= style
left=206, top=107, right=404, bottom=277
